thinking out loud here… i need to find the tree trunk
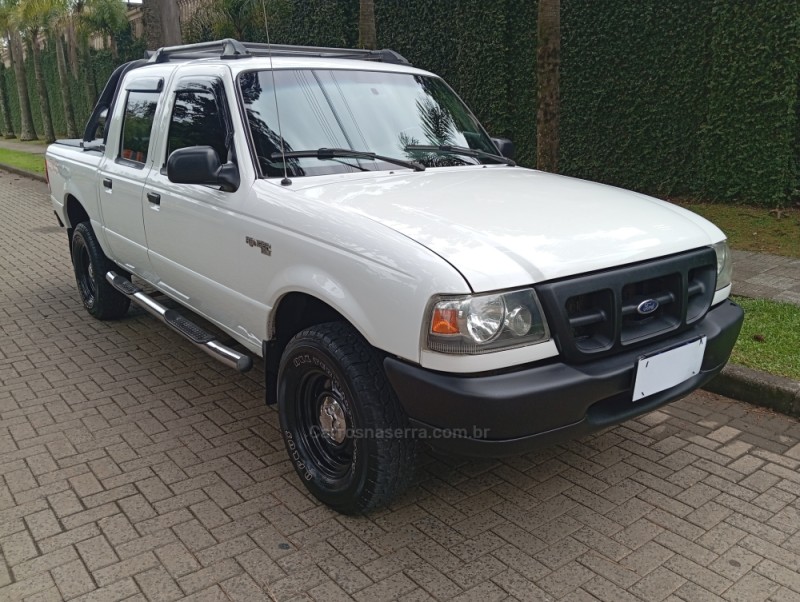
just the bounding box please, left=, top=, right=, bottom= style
left=55, top=35, right=79, bottom=138
left=109, top=34, right=118, bottom=59
left=81, top=41, right=97, bottom=109
left=30, top=36, right=56, bottom=143
left=143, top=0, right=182, bottom=49
left=536, top=0, right=560, bottom=173
left=9, top=31, right=37, bottom=141
left=66, top=20, right=80, bottom=77
left=143, top=0, right=163, bottom=49
left=160, top=0, right=182, bottom=46
left=0, top=60, right=16, bottom=138
left=358, top=0, right=377, bottom=49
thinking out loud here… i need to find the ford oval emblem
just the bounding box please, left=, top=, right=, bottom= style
left=637, top=299, right=659, bottom=315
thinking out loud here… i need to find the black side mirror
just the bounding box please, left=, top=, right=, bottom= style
left=167, top=146, right=240, bottom=192
left=491, top=137, right=515, bottom=161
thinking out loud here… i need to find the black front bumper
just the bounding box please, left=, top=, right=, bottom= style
left=384, top=299, right=743, bottom=457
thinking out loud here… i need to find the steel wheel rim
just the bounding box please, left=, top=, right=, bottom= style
left=294, top=370, right=355, bottom=483
left=76, top=242, right=96, bottom=307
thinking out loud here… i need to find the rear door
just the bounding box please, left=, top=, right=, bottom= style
left=97, top=75, right=166, bottom=278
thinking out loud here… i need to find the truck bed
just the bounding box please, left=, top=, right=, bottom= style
left=52, top=139, right=105, bottom=153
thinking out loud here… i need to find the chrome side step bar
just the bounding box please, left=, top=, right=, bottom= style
left=106, top=271, right=253, bottom=373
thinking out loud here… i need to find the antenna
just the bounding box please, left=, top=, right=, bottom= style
left=262, top=0, right=292, bottom=186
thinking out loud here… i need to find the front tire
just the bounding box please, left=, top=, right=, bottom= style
left=278, top=322, right=416, bottom=514
left=71, top=222, right=130, bottom=320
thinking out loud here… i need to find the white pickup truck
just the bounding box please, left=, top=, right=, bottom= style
left=46, top=39, right=743, bottom=514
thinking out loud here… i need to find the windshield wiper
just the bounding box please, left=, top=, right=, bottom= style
left=404, top=144, right=515, bottom=167
left=272, top=148, right=425, bottom=172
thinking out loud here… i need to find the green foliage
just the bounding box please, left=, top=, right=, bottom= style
left=268, top=0, right=358, bottom=47
left=731, top=296, right=800, bottom=380
left=0, top=146, right=45, bottom=173
left=700, top=1, right=800, bottom=206
left=82, top=0, right=129, bottom=37
left=670, top=200, right=800, bottom=258
left=184, top=0, right=263, bottom=43
left=560, top=0, right=714, bottom=198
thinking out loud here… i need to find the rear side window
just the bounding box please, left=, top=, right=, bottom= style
left=167, top=80, right=229, bottom=164
left=120, top=91, right=159, bottom=166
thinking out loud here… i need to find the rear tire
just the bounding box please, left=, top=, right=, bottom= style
left=278, top=322, right=416, bottom=514
left=71, top=222, right=130, bottom=320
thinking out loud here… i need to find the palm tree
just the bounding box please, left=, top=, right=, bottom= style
left=67, top=0, right=97, bottom=106
left=53, top=24, right=79, bottom=137
left=82, top=0, right=128, bottom=59
left=536, top=0, right=559, bottom=173
left=65, top=0, right=83, bottom=76
left=0, top=0, right=36, bottom=140
left=15, top=0, right=57, bottom=142
left=358, top=0, right=376, bottom=50
left=28, top=0, right=78, bottom=137
left=0, top=56, right=16, bottom=137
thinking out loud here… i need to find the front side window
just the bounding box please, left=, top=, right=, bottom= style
left=120, top=91, right=159, bottom=166
left=167, top=80, right=229, bottom=164
left=239, top=69, right=498, bottom=178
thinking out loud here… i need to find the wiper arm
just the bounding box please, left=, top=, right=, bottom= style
left=405, top=144, right=515, bottom=167
left=272, top=148, right=425, bottom=172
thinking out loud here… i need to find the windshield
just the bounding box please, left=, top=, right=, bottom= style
left=238, top=69, right=498, bottom=177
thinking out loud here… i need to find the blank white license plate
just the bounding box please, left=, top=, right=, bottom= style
left=632, top=337, right=706, bottom=401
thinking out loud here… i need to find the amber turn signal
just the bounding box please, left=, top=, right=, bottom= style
left=431, top=307, right=460, bottom=335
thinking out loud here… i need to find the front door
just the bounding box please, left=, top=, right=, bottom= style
left=142, top=71, right=264, bottom=350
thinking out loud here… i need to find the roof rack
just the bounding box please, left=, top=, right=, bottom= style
left=145, top=38, right=410, bottom=66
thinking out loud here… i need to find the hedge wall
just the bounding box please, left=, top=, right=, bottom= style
left=5, top=2, right=798, bottom=206
left=700, top=1, right=800, bottom=205
left=559, top=0, right=714, bottom=197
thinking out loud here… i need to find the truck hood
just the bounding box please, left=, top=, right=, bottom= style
left=293, top=167, right=725, bottom=292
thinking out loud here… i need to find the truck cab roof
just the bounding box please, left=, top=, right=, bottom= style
left=82, top=38, right=432, bottom=144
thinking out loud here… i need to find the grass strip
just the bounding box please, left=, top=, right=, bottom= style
left=671, top=200, right=799, bottom=258
left=0, top=148, right=45, bottom=174
left=730, top=296, right=800, bottom=381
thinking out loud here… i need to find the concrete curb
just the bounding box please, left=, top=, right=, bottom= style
left=0, top=162, right=46, bottom=183
left=704, top=363, right=800, bottom=418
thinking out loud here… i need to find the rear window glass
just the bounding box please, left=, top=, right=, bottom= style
left=120, top=91, right=159, bottom=166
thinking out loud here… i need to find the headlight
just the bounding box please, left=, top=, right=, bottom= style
left=426, top=288, right=550, bottom=354
left=712, top=240, right=733, bottom=291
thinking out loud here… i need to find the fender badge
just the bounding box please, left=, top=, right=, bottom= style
left=246, top=236, right=272, bottom=256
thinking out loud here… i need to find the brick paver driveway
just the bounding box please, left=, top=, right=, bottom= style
left=2, top=173, right=800, bottom=602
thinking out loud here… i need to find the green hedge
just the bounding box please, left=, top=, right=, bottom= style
left=6, top=2, right=798, bottom=206
left=560, top=0, right=714, bottom=197
left=700, top=1, right=800, bottom=205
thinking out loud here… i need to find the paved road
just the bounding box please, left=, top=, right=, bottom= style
left=2, top=174, right=800, bottom=602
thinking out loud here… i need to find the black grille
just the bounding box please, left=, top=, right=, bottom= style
left=536, top=248, right=717, bottom=363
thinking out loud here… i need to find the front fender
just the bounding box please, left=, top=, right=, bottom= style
left=265, top=264, right=389, bottom=356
